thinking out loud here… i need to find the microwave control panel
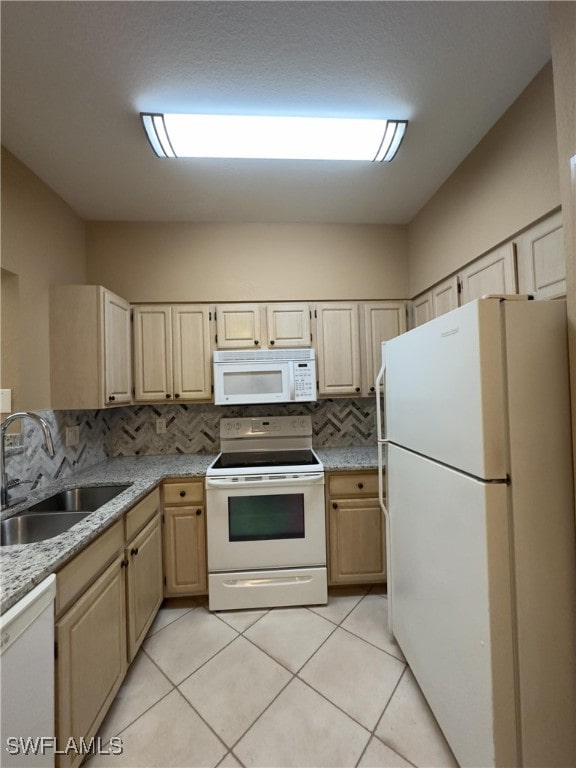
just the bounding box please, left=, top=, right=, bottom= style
left=293, top=361, right=316, bottom=400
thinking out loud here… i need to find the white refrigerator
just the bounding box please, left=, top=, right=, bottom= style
left=376, top=297, right=576, bottom=767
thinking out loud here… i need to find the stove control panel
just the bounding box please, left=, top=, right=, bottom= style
left=220, top=416, right=312, bottom=439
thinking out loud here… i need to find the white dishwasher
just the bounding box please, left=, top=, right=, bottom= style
left=1, top=575, right=56, bottom=768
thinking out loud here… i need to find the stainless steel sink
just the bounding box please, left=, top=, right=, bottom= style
left=1, top=512, right=90, bottom=545
left=26, top=484, right=130, bottom=513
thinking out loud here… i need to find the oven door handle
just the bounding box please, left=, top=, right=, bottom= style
left=206, top=472, right=325, bottom=489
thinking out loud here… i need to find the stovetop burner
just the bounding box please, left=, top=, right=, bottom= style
left=206, top=416, right=323, bottom=477
left=211, top=449, right=319, bottom=471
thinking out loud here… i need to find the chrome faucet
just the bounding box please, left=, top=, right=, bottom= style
left=0, top=412, right=55, bottom=509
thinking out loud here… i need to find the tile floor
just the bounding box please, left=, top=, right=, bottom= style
left=89, top=586, right=458, bottom=768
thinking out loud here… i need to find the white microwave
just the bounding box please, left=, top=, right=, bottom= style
left=213, top=348, right=317, bottom=405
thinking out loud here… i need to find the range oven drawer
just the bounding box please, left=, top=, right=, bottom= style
left=208, top=567, right=327, bottom=611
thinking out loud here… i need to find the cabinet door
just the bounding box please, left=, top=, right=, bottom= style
left=315, top=303, right=361, bottom=396
left=172, top=305, right=212, bottom=400
left=56, top=555, right=127, bottom=768
left=102, top=289, right=132, bottom=405
left=126, top=514, right=163, bottom=661
left=432, top=276, right=459, bottom=317
left=163, top=505, right=207, bottom=596
left=266, top=303, right=311, bottom=348
left=412, top=292, right=433, bottom=328
left=215, top=304, right=262, bottom=348
left=328, top=497, right=386, bottom=584
left=459, top=243, right=517, bottom=304
left=515, top=211, right=565, bottom=299
left=362, top=302, right=406, bottom=396
left=133, top=305, right=172, bottom=401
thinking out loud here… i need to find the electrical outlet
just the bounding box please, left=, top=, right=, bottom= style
left=66, top=425, right=80, bottom=446
left=156, top=418, right=167, bottom=434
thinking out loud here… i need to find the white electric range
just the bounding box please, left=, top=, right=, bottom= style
left=205, top=416, right=327, bottom=611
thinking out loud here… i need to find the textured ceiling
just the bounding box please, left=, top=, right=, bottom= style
left=1, top=1, right=551, bottom=224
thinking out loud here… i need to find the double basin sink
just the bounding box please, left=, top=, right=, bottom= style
left=1, top=485, right=130, bottom=546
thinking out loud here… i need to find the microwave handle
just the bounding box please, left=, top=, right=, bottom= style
left=289, top=364, right=295, bottom=401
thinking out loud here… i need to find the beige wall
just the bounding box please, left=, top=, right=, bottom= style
left=408, top=64, right=561, bottom=297
left=0, top=148, right=86, bottom=409
left=86, top=222, right=408, bottom=303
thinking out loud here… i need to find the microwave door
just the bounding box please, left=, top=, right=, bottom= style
left=214, top=361, right=291, bottom=405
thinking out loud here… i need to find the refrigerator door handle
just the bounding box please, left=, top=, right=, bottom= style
left=375, top=343, right=386, bottom=442
left=377, top=442, right=393, bottom=636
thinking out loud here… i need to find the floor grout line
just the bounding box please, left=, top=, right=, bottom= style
left=95, top=590, right=453, bottom=768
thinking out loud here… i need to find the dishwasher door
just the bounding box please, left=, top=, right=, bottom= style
left=1, top=575, right=56, bottom=767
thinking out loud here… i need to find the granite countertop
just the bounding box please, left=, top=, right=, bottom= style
left=316, top=446, right=378, bottom=471
left=0, top=447, right=379, bottom=613
left=0, top=455, right=216, bottom=613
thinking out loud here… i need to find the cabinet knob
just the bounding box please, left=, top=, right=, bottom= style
left=121, top=559, right=129, bottom=568
left=270, top=340, right=275, bottom=345
left=357, top=482, right=364, bottom=489
left=254, top=340, right=260, bottom=346
left=196, top=508, right=202, bottom=516
left=131, top=547, right=139, bottom=556
left=108, top=395, right=116, bottom=402
left=355, top=387, right=361, bottom=393
left=174, top=393, right=180, bottom=399
left=165, top=393, right=171, bottom=399
left=369, top=386, right=375, bottom=393
left=332, top=502, right=338, bottom=509
left=179, top=490, right=186, bottom=498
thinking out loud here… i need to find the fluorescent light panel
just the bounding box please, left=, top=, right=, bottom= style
left=141, top=113, right=407, bottom=162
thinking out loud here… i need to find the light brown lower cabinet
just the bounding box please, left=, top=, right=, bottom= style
left=126, top=512, right=163, bottom=661
left=327, top=471, right=386, bottom=585
left=162, top=479, right=207, bottom=596
left=56, top=554, right=127, bottom=768
left=55, top=489, right=161, bottom=768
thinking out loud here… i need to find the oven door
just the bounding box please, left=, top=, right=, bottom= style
left=205, top=473, right=326, bottom=571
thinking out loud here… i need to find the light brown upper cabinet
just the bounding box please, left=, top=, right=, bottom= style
left=215, top=302, right=311, bottom=349
left=515, top=211, right=565, bottom=300
left=412, top=276, right=459, bottom=328
left=432, top=276, right=459, bottom=317
left=315, top=303, right=362, bottom=396
left=315, top=302, right=406, bottom=397
left=132, top=304, right=212, bottom=402
left=50, top=285, right=132, bottom=409
left=265, top=303, right=312, bottom=348
left=459, top=242, right=517, bottom=304
left=361, top=302, right=407, bottom=395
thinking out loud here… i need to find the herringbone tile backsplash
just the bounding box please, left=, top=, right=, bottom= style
left=3, top=400, right=377, bottom=496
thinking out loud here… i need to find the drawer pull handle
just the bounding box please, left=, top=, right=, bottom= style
left=179, top=490, right=186, bottom=497
left=357, top=482, right=364, bottom=489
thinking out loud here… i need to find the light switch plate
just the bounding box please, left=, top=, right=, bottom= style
left=0, top=389, right=12, bottom=412
left=156, top=418, right=167, bottom=434
left=66, top=425, right=80, bottom=446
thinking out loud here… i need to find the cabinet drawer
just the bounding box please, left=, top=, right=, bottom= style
left=328, top=472, right=378, bottom=498
left=163, top=480, right=204, bottom=506
left=56, top=519, right=124, bottom=617
left=125, top=488, right=160, bottom=541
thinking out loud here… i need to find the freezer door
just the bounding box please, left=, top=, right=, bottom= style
left=388, top=445, right=516, bottom=768
left=385, top=299, right=507, bottom=479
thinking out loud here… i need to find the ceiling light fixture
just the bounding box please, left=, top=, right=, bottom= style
left=140, top=113, right=408, bottom=162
